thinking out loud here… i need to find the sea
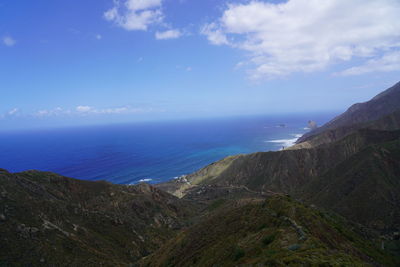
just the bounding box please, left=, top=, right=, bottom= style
left=0, top=113, right=335, bottom=184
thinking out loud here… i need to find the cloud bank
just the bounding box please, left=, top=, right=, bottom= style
left=201, top=0, right=400, bottom=79
left=0, top=106, right=160, bottom=120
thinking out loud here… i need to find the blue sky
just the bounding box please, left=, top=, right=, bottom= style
left=1, top=0, right=399, bottom=130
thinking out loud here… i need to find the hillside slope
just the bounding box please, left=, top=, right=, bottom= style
left=141, top=196, right=396, bottom=266
left=291, top=109, right=400, bottom=149
left=296, top=81, right=400, bottom=145
left=158, top=129, right=400, bottom=235
left=0, top=170, right=200, bottom=266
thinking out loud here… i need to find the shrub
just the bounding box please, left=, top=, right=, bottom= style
left=287, top=244, right=301, bottom=251
left=262, top=234, right=276, bottom=246
left=233, top=247, right=245, bottom=261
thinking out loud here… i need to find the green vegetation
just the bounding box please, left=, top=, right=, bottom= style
left=233, top=247, right=245, bottom=261
left=0, top=170, right=201, bottom=266
left=262, top=233, right=276, bottom=246
left=141, top=196, right=397, bottom=266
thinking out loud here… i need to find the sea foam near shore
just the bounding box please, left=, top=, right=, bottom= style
left=266, top=134, right=303, bottom=149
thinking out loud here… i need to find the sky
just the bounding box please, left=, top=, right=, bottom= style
left=1, top=0, right=400, bottom=130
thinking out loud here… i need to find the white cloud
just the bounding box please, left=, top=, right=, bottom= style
left=338, top=51, right=400, bottom=76
left=36, top=110, right=50, bottom=117
left=202, top=0, right=400, bottom=79
left=32, top=106, right=148, bottom=117
left=8, top=108, right=18, bottom=116
left=200, top=23, right=229, bottom=45
left=1, top=108, right=19, bottom=119
left=155, top=29, right=182, bottom=40
left=3, top=36, right=16, bottom=47
left=2, top=105, right=159, bottom=119
left=104, top=7, right=119, bottom=21
left=75, top=105, right=154, bottom=115
left=96, top=107, right=129, bottom=114
left=104, top=0, right=163, bottom=31
left=96, top=34, right=102, bottom=40
left=175, top=65, right=193, bottom=72
left=126, top=0, right=161, bottom=11
left=35, top=107, right=64, bottom=117
left=76, top=105, right=92, bottom=113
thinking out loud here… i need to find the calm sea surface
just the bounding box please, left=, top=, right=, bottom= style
left=0, top=113, right=334, bottom=184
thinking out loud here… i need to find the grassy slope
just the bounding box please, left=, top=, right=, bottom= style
left=141, top=195, right=397, bottom=266
left=302, top=138, right=400, bottom=232
left=170, top=130, right=400, bottom=234
left=0, top=170, right=200, bottom=266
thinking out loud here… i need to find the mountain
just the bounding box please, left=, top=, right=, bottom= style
left=2, top=169, right=396, bottom=266
left=156, top=82, right=400, bottom=254
left=300, top=132, right=400, bottom=232
left=146, top=82, right=400, bottom=265
left=158, top=129, right=400, bottom=233
left=295, top=81, right=400, bottom=147
left=0, top=169, right=200, bottom=266
left=141, top=195, right=395, bottom=266
left=290, top=109, right=400, bottom=149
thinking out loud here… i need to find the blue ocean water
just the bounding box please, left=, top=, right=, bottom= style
left=0, top=113, right=334, bottom=184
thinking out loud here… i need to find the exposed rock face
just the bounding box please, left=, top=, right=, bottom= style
left=308, top=120, right=318, bottom=130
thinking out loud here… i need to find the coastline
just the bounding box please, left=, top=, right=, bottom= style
left=0, top=114, right=330, bottom=185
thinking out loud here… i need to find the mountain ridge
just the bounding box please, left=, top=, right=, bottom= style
left=296, top=81, right=400, bottom=145
left=0, top=170, right=201, bottom=265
